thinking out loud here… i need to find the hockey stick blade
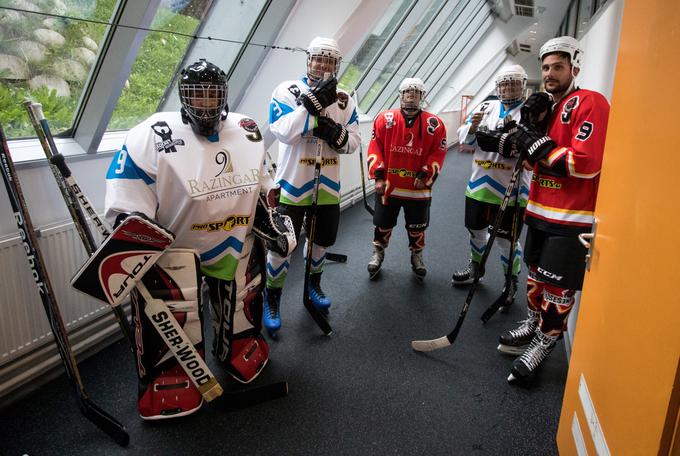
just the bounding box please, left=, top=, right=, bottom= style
left=211, top=381, right=288, bottom=411
left=303, top=296, right=333, bottom=335
left=326, top=252, right=347, bottom=263
left=480, top=289, right=510, bottom=324
left=411, top=336, right=451, bottom=352
left=79, top=396, right=130, bottom=446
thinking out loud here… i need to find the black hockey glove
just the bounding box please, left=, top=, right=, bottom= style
left=252, top=194, right=296, bottom=257
left=514, top=123, right=557, bottom=165
left=312, top=116, right=349, bottom=151
left=521, top=92, right=553, bottom=133
left=297, top=77, right=338, bottom=116
left=475, top=129, right=517, bottom=158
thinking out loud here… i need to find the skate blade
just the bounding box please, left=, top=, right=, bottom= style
left=368, top=269, right=381, bottom=280
left=507, top=373, right=517, bottom=382
left=267, top=329, right=279, bottom=340
left=497, top=344, right=525, bottom=356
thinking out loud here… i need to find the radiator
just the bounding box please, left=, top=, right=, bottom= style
left=0, top=220, right=126, bottom=403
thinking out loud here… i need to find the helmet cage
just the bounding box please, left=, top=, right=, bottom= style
left=399, top=78, right=426, bottom=114
left=178, top=60, right=228, bottom=136
left=495, top=75, right=526, bottom=104
left=306, top=37, right=342, bottom=82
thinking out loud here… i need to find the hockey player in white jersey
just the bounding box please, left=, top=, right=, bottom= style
left=264, top=37, right=360, bottom=335
left=450, top=65, right=532, bottom=308
left=104, top=59, right=295, bottom=419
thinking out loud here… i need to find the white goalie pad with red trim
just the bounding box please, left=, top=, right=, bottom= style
left=71, top=213, right=174, bottom=306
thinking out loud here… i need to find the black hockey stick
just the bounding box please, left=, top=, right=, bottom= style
left=0, top=124, right=129, bottom=446
left=301, top=88, right=333, bottom=335
left=350, top=89, right=374, bottom=216
left=411, top=154, right=524, bottom=352
left=480, top=186, right=523, bottom=323
left=211, top=381, right=289, bottom=411
left=24, top=101, right=136, bottom=351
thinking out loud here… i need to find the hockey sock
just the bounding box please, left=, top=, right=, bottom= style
left=266, top=250, right=290, bottom=289
left=303, top=240, right=327, bottom=274
left=497, top=237, right=523, bottom=276
left=407, top=229, right=425, bottom=251
left=373, top=226, right=393, bottom=248
left=469, top=228, right=488, bottom=264
left=539, top=284, right=575, bottom=337
left=526, top=266, right=545, bottom=313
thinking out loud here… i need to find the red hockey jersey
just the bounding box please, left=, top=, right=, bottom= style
left=525, top=89, right=610, bottom=235
left=367, top=109, right=447, bottom=202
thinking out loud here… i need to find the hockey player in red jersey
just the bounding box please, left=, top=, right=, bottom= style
left=366, top=78, right=447, bottom=282
left=494, top=36, right=611, bottom=381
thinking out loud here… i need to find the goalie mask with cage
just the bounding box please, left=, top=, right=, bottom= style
left=306, top=37, right=342, bottom=83
left=179, top=59, right=228, bottom=137
left=494, top=65, right=528, bottom=104
left=399, top=77, right=426, bottom=116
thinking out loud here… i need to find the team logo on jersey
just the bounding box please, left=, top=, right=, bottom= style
left=426, top=117, right=440, bottom=135
left=404, top=132, right=414, bottom=147
left=215, top=150, right=234, bottom=177
left=475, top=160, right=510, bottom=170
left=299, top=157, right=338, bottom=167
left=532, top=174, right=562, bottom=189
left=239, top=118, right=262, bottom=142
left=151, top=121, right=185, bottom=153
left=191, top=215, right=251, bottom=232
left=288, top=85, right=301, bottom=97
left=337, top=92, right=348, bottom=110
left=384, top=112, right=395, bottom=129
left=388, top=167, right=416, bottom=178
left=561, top=96, right=579, bottom=123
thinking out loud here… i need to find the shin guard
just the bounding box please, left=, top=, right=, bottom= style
left=132, top=249, right=204, bottom=420
left=540, top=284, right=575, bottom=336
left=373, top=227, right=393, bottom=249
left=526, top=266, right=545, bottom=313
left=407, top=229, right=425, bottom=252
left=209, top=236, right=269, bottom=384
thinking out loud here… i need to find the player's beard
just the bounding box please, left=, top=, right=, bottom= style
left=544, top=77, right=573, bottom=98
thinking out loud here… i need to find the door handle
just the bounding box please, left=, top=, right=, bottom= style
left=578, top=218, right=598, bottom=271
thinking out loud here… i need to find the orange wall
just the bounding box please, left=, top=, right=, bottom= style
left=557, top=1, right=680, bottom=454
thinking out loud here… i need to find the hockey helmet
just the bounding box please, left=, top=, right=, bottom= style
left=539, top=36, right=583, bottom=69
left=306, top=37, right=342, bottom=82
left=178, top=59, right=228, bottom=137
left=399, top=77, right=426, bottom=115
left=494, top=65, right=527, bottom=104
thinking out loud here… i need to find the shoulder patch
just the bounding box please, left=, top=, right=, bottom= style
left=151, top=121, right=185, bottom=153
left=561, top=96, right=579, bottom=124
left=288, top=85, right=301, bottom=97
left=384, top=111, right=395, bottom=129
left=426, top=116, right=440, bottom=135
left=239, top=118, right=262, bottom=142
left=337, top=92, right=348, bottom=110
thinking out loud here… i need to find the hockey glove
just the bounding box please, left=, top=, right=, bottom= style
left=521, top=92, right=553, bottom=133
left=297, top=77, right=338, bottom=116
left=475, top=129, right=517, bottom=158
left=312, top=116, right=349, bottom=151
left=252, top=194, right=297, bottom=257
left=514, top=123, right=557, bottom=165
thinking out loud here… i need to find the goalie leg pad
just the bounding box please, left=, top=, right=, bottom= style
left=209, top=236, right=270, bottom=383
left=132, top=249, right=205, bottom=419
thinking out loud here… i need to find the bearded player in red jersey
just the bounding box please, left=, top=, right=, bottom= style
left=489, top=36, right=611, bottom=381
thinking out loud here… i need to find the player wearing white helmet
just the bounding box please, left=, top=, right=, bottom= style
left=265, top=37, right=360, bottom=336
left=494, top=36, right=611, bottom=383
left=451, top=65, right=532, bottom=313
left=366, top=77, right=447, bottom=283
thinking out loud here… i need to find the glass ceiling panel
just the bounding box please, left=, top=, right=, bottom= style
left=106, top=0, right=267, bottom=131
left=359, top=0, right=446, bottom=113
left=0, top=0, right=118, bottom=139
left=337, top=0, right=412, bottom=93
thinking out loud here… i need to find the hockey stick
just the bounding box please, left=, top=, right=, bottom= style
left=301, top=77, right=333, bottom=335
left=480, top=185, right=523, bottom=323
left=266, top=150, right=346, bottom=265
left=24, top=101, right=135, bottom=351
left=0, top=124, right=129, bottom=446
left=411, top=154, right=524, bottom=352
left=350, top=89, right=374, bottom=216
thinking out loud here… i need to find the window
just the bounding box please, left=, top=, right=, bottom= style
left=0, top=0, right=118, bottom=139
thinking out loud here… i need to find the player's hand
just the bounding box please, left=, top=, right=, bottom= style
left=468, top=112, right=485, bottom=134
left=375, top=179, right=386, bottom=195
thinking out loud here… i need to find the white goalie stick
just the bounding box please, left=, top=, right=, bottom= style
left=411, top=153, right=525, bottom=352
left=0, top=123, right=129, bottom=446
left=23, top=101, right=135, bottom=351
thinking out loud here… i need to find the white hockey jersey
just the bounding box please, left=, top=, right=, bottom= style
left=268, top=76, right=360, bottom=206
left=105, top=111, right=273, bottom=281
left=458, top=99, right=532, bottom=206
